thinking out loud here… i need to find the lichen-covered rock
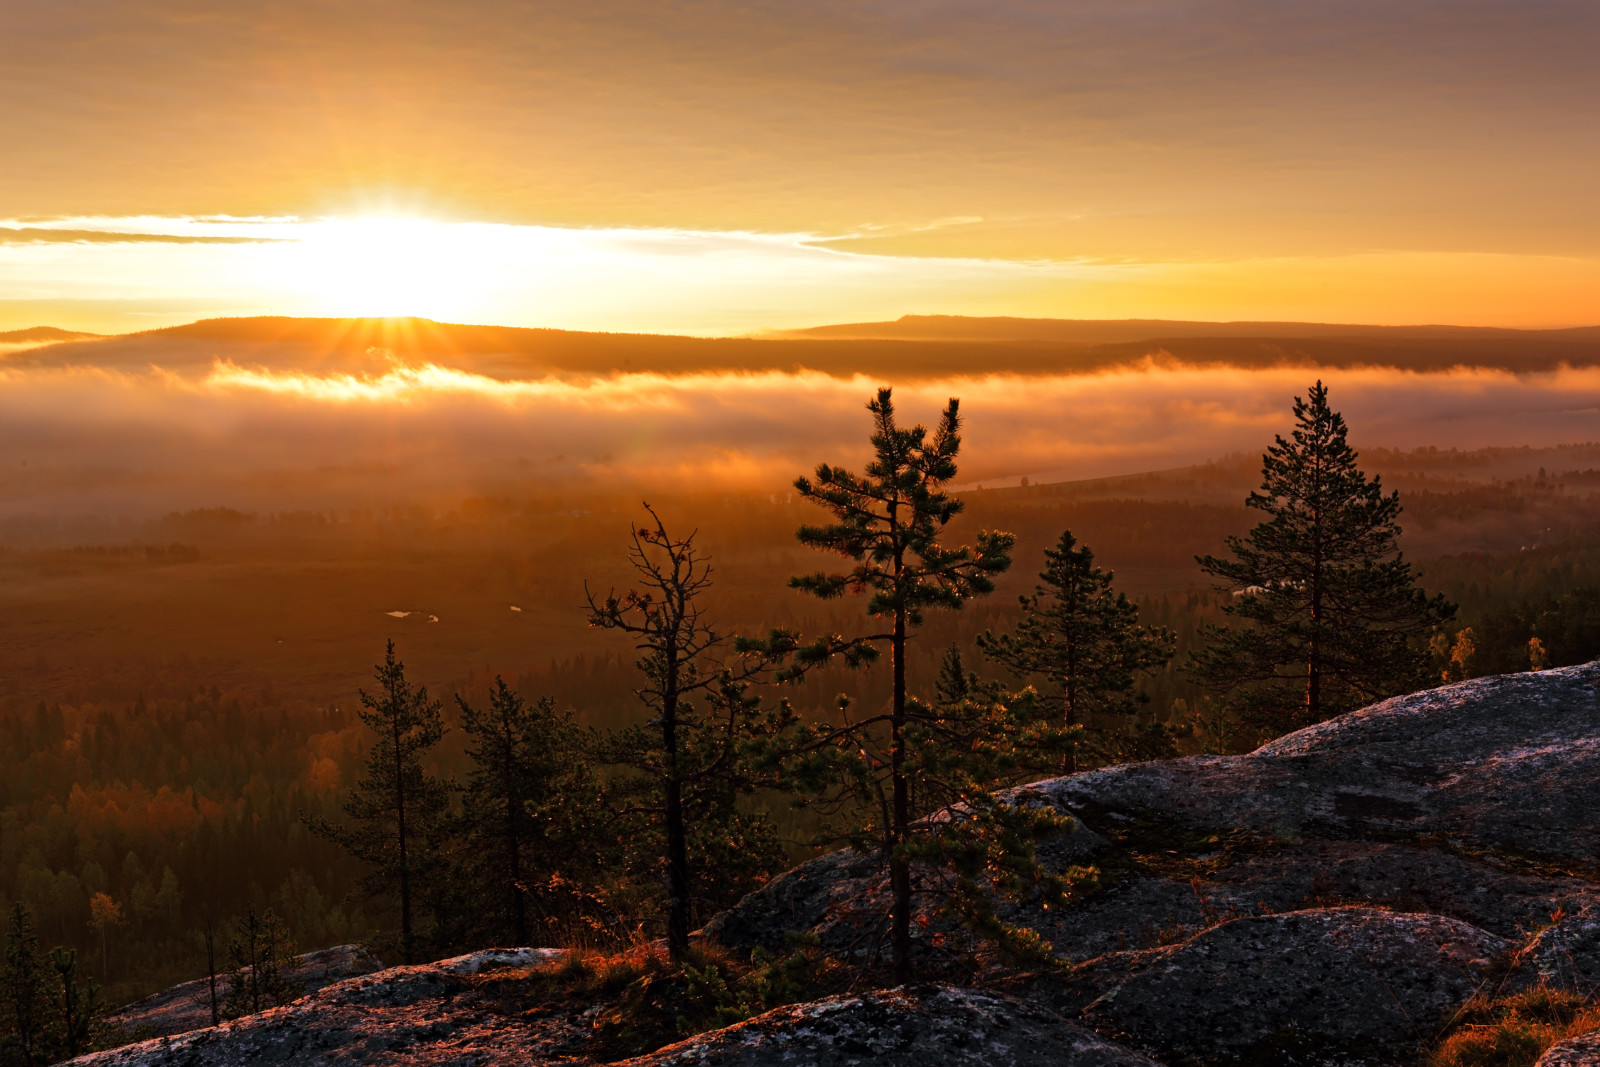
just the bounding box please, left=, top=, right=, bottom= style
left=1538, top=1031, right=1600, bottom=1066
left=68, top=954, right=583, bottom=1067
left=702, top=795, right=1106, bottom=959
left=617, top=986, right=1164, bottom=1067
left=103, top=945, right=383, bottom=1040
left=1049, top=664, right=1600, bottom=863
left=1510, top=905, right=1600, bottom=993
left=713, top=665, right=1600, bottom=966
left=1044, top=907, right=1508, bottom=1065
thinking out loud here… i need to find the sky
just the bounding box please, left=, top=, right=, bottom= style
left=2, top=0, right=1598, bottom=334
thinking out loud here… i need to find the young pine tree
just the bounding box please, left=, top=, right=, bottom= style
left=455, top=678, right=608, bottom=947
left=979, top=529, right=1174, bottom=774
left=2, top=906, right=103, bottom=1066
left=46, top=947, right=100, bottom=1062
left=1189, top=381, right=1455, bottom=737
left=784, top=388, right=1015, bottom=982
left=222, top=907, right=297, bottom=1018
left=306, top=641, right=451, bottom=963
left=587, top=506, right=793, bottom=960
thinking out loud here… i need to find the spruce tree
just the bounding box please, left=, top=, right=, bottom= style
left=783, top=388, right=1015, bottom=981
left=587, top=506, right=793, bottom=960
left=979, top=529, right=1174, bottom=773
left=1189, top=381, right=1455, bottom=736
left=306, top=641, right=450, bottom=962
left=455, top=678, right=607, bottom=947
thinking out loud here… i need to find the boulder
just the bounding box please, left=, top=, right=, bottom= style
left=1539, top=1032, right=1600, bottom=1066
left=1045, top=907, right=1508, bottom=1065
left=617, top=986, right=1164, bottom=1067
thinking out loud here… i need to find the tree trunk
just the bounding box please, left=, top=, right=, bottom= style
left=503, top=713, right=528, bottom=947
left=889, top=604, right=912, bottom=983
left=664, top=653, right=691, bottom=960
left=393, top=713, right=413, bottom=964
left=205, top=918, right=219, bottom=1024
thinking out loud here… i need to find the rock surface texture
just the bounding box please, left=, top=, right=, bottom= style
left=618, top=987, right=1163, bottom=1067
left=75, top=950, right=571, bottom=1067
left=711, top=664, right=1600, bottom=1064
left=1540, top=1031, right=1600, bottom=1066
left=73, top=665, right=1600, bottom=1066
left=103, top=945, right=383, bottom=1039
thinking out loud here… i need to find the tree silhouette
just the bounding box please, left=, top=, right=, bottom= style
left=223, top=907, right=297, bottom=1018
left=0, top=904, right=100, bottom=1065
left=456, top=678, right=607, bottom=947
left=587, top=505, right=792, bottom=959
left=979, top=529, right=1174, bottom=773
left=306, top=641, right=449, bottom=963
left=2, top=903, right=48, bottom=1066
left=1190, top=381, right=1455, bottom=735
left=784, top=388, right=1014, bottom=981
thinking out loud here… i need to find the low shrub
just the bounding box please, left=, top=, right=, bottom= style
left=517, top=936, right=852, bottom=1058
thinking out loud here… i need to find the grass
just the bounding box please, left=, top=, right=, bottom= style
left=1430, top=984, right=1600, bottom=1067
left=509, top=938, right=855, bottom=1058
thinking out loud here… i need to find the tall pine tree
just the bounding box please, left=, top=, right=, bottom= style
left=306, top=642, right=450, bottom=962
left=979, top=529, right=1174, bottom=773
left=1189, top=381, right=1454, bottom=736
left=784, top=388, right=1015, bottom=981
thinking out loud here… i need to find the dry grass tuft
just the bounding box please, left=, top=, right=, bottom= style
left=1430, top=984, right=1600, bottom=1067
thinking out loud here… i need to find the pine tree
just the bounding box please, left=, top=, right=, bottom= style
left=1189, top=381, right=1455, bottom=736
left=223, top=907, right=297, bottom=1018
left=1, top=903, right=48, bottom=1067
left=783, top=388, right=1015, bottom=981
left=979, top=529, right=1174, bottom=773
left=587, top=506, right=794, bottom=959
left=2, top=906, right=103, bottom=1066
left=46, top=947, right=100, bottom=1062
left=306, top=641, right=450, bottom=962
left=455, top=678, right=608, bottom=947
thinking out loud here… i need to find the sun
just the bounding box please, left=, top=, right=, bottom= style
left=286, top=217, right=501, bottom=319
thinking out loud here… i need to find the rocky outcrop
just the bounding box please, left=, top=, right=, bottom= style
left=619, top=987, right=1162, bottom=1067
left=714, top=665, right=1600, bottom=960
left=707, top=664, right=1600, bottom=1064
left=103, top=945, right=383, bottom=1039
left=72, top=954, right=1158, bottom=1067
left=73, top=949, right=570, bottom=1067
left=1048, top=907, right=1507, bottom=1064
left=73, top=664, right=1600, bottom=1067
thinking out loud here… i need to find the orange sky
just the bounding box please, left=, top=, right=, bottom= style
left=2, top=1, right=1597, bottom=332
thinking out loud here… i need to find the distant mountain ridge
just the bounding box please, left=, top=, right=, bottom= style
left=11, top=314, right=1600, bottom=380
left=0, top=325, right=103, bottom=343
left=773, top=313, right=1600, bottom=344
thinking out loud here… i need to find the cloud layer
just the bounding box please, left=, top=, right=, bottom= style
left=3, top=356, right=1597, bottom=518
